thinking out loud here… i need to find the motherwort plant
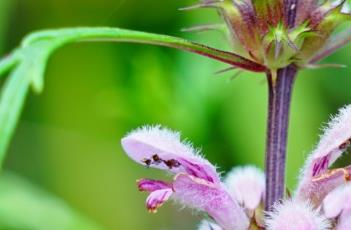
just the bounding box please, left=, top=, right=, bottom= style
left=1, top=0, right=351, bottom=229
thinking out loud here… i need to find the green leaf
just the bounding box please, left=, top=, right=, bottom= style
left=21, top=27, right=265, bottom=72
left=0, top=50, right=20, bottom=77
left=0, top=58, right=30, bottom=167
left=0, top=172, right=105, bottom=230
left=0, top=27, right=266, bottom=170
left=0, top=41, right=58, bottom=168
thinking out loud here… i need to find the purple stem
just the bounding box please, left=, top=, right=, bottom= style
left=265, top=66, right=297, bottom=210
left=264, top=0, right=299, bottom=211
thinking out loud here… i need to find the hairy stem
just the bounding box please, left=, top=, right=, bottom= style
left=265, top=66, right=297, bottom=210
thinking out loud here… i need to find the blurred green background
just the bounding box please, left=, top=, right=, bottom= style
left=0, top=0, right=351, bottom=229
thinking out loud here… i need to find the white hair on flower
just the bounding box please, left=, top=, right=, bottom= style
left=314, top=105, right=351, bottom=164
left=122, top=125, right=220, bottom=183
left=124, top=125, right=196, bottom=157
left=296, top=105, right=351, bottom=205
left=265, top=199, right=331, bottom=230
left=225, top=166, right=265, bottom=210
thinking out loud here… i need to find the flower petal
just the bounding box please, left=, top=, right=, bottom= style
left=121, top=125, right=220, bottom=183
left=310, top=105, right=351, bottom=176
left=336, top=217, right=351, bottom=230
left=323, top=184, right=351, bottom=219
left=137, top=178, right=171, bottom=192
left=224, top=166, right=265, bottom=210
left=266, top=199, right=331, bottom=230
left=296, top=105, right=351, bottom=204
left=145, top=188, right=173, bottom=213
left=323, top=184, right=351, bottom=230
left=297, top=166, right=351, bottom=205
left=173, top=174, right=249, bottom=230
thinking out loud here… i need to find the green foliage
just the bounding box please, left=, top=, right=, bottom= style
left=0, top=27, right=265, bottom=172
left=0, top=172, right=104, bottom=230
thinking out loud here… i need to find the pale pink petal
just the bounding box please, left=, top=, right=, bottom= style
left=323, top=184, right=351, bottom=230
left=225, top=166, right=265, bottom=210
left=296, top=105, right=351, bottom=204
left=197, top=220, right=222, bottom=230
left=336, top=212, right=351, bottom=230
left=137, top=178, right=171, bottom=192
left=266, top=199, right=331, bottom=230
left=145, top=188, right=173, bottom=213
left=173, top=174, right=249, bottom=230
left=323, top=183, right=351, bottom=215
left=121, top=125, right=219, bottom=183
left=297, top=166, right=351, bottom=205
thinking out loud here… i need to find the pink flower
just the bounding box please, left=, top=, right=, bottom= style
left=323, top=184, right=351, bottom=230
left=121, top=105, right=351, bottom=229
left=266, top=200, right=330, bottom=230
left=225, top=166, right=265, bottom=211
left=121, top=126, right=250, bottom=230
left=296, top=105, right=351, bottom=206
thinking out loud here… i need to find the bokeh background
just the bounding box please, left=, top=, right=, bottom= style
left=0, top=0, right=351, bottom=229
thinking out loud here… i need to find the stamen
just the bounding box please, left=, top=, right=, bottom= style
left=152, top=154, right=162, bottom=164
left=142, top=158, right=152, bottom=167
left=142, top=154, right=181, bottom=169
left=339, top=138, right=351, bottom=150
left=164, top=159, right=181, bottom=169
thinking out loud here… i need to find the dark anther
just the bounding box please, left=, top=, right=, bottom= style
left=339, top=139, right=351, bottom=150
left=142, top=158, right=152, bottom=167
left=152, top=154, right=162, bottom=164
left=164, top=159, right=181, bottom=169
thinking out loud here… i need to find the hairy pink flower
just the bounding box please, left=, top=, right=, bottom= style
left=266, top=200, right=330, bottom=230
left=121, top=126, right=249, bottom=230
left=323, top=184, right=351, bottom=230
left=225, top=166, right=265, bottom=210
left=296, top=105, right=351, bottom=205
left=121, top=105, right=351, bottom=229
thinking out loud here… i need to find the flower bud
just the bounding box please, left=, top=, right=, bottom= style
left=192, top=0, right=351, bottom=70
